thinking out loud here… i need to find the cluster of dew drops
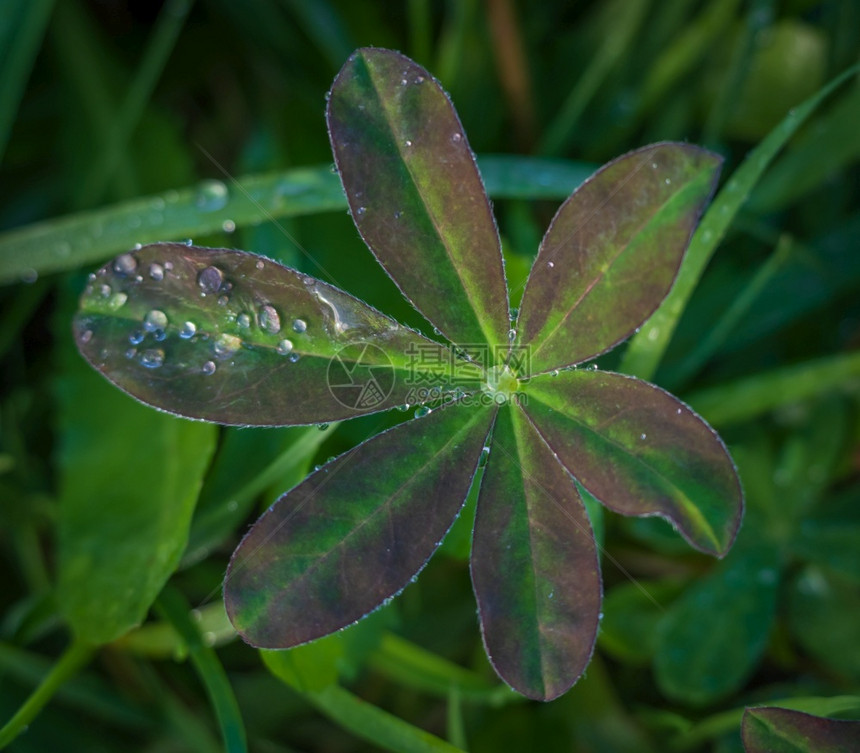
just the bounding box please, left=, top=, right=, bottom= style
left=87, top=249, right=310, bottom=377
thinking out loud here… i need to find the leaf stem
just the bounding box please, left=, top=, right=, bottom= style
left=0, top=636, right=95, bottom=749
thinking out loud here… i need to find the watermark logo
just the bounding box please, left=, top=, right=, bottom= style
left=327, top=342, right=395, bottom=410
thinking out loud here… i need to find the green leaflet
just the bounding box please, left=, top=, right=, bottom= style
left=742, top=707, right=860, bottom=753
left=471, top=404, right=601, bottom=700
left=224, top=402, right=494, bottom=647
left=328, top=48, right=510, bottom=353
left=517, top=142, right=721, bottom=374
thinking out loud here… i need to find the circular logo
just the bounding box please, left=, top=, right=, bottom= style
left=327, top=342, right=395, bottom=410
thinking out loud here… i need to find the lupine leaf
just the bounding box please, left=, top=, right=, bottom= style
left=328, top=47, right=510, bottom=353
left=74, top=243, right=476, bottom=426
left=742, top=706, right=860, bottom=753
left=522, top=370, right=742, bottom=556
left=517, top=143, right=721, bottom=374
left=224, top=402, right=494, bottom=648
left=471, top=404, right=601, bottom=700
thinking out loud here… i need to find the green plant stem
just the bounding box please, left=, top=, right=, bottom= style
left=688, top=350, right=860, bottom=426
left=155, top=586, right=247, bottom=753
left=0, top=636, right=95, bottom=749
left=621, top=62, right=860, bottom=381
left=298, top=684, right=466, bottom=753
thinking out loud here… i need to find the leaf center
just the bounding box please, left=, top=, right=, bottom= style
left=482, top=365, right=520, bottom=404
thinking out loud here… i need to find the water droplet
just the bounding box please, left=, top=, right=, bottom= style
left=507, top=328, right=517, bottom=341
left=396, top=403, right=410, bottom=412
left=129, top=330, right=145, bottom=345
left=414, top=406, right=432, bottom=418
left=355, top=206, right=366, bottom=216
left=217, top=294, right=229, bottom=306
left=213, top=333, right=242, bottom=358
left=98, top=283, right=112, bottom=298
left=197, top=265, right=224, bottom=293
left=125, top=348, right=137, bottom=359
left=259, top=304, right=281, bottom=334
left=20, top=268, right=38, bottom=283
left=478, top=446, right=490, bottom=467
left=180, top=321, right=197, bottom=339
left=201, top=360, right=216, bottom=375
left=276, top=339, right=294, bottom=355
left=234, top=312, right=250, bottom=329
left=547, top=260, right=555, bottom=269
left=140, top=348, right=165, bottom=369
left=510, top=307, right=519, bottom=320
left=393, top=210, right=402, bottom=220
left=640, top=433, right=647, bottom=440
left=676, top=407, right=683, bottom=415
left=221, top=219, right=236, bottom=233
left=255, top=259, right=265, bottom=270
left=664, top=178, right=671, bottom=185
left=404, top=139, right=413, bottom=147
left=292, top=318, right=307, bottom=333
left=318, top=423, right=329, bottom=431
left=400, top=78, right=408, bottom=85
left=550, top=370, right=559, bottom=377
left=80, top=329, right=93, bottom=343
left=288, top=352, right=301, bottom=363
left=143, top=309, right=168, bottom=332
left=651, top=162, right=658, bottom=169
left=113, top=253, right=137, bottom=275
left=451, top=132, right=462, bottom=143
left=195, top=179, right=229, bottom=212
left=414, top=75, right=425, bottom=84
left=148, top=263, right=164, bottom=281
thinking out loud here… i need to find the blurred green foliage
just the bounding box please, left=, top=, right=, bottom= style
left=1, top=1, right=858, bottom=751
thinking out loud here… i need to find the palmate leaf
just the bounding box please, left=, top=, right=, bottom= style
left=328, top=48, right=510, bottom=355
left=72, top=46, right=743, bottom=703
left=74, top=243, right=475, bottom=426
left=742, top=707, right=860, bottom=753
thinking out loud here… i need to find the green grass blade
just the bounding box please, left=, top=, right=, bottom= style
left=687, top=351, right=860, bottom=427
left=621, top=63, right=860, bottom=381
left=155, top=587, right=247, bottom=753
left=78, top=0, right=193, bottom=205
left=0, top=638, right=94, bottom=749
left=0, top=156, right=592, bottom=285
left=0, top=0, right=54, bottom=167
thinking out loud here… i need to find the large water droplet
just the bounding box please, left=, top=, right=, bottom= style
left=180, top=321, right=197, bottom=339
left=197, top=266, right=224, bottom=294
left=414, top=406, right=432, bottom=419
left=143, top=309, right=168, bottom=332
left=213, top=333, right=241, bottom=358
left=113, top=253, right=137, bottom=275
left=195, top=180, right=229, bottom=212
left=236, top=312, right=251, bottom=329
left=259, top=304, right=281, bottom=334
left=221, top=219, right=236, bottom=233
left=276, top=339, right=294, bottom=355
left=140, top=348, right=165, bottom=369
left=292, top=318, right=307, bottom=333
left=201, top=360, right=216, bottom=376
left=107, top=292, right=128, bottom=311
left=148, top=263, right=164, bottom=281
left=507, top=328, right=517, bottom=341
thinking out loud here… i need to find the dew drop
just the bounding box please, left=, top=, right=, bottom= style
left=318, top=423, right=329, bottom=431
left=510, top=307, right=518, bottom=321
left=414, top=406, right=432, bottom=419
left=550, top=370, right=559, bottom=377
left=195, top=179, right=229, bottom=212
left=255, top=259, right=265, bottom=270
left=547, top=260, right=555, bottom=269
left=197, top=265, right=224, bottom=293
left=201, top=360, right=216, bottom=375
left=217, top=294, right=229, bottom=306
left=140, top=348, right=165, bottom=369
left=404, top=139, right=413, bottom=147
left=397, top=403, right=410, bottom=412
left=180, top=321, right=197, bottom=339
left=507, top=328, right=517, bottom=341
left=221, top=219, right=236, bottom=233
left=148, top=263, right=164, bottom=281
left=143, top=309, right=168, bottom=332
left=478, top=446, right=490, bottom=467
left=288, top=352, right=301, bottom=363
left=113, top=253, right=137, bottom=275
left=451, top=132, right=462, bottom=143
left=99, top=283, right=112, bottom=298
left=129, top=330, right=145, bottom=345
left=259, top=304, right=281, bottom=334
left=236, top=312, right=250, bottom=329
left=276, top=339, right=294, bottom=355
left=640, top=433, right=647, bottom=440
left=664, top=177, right=671, bottom=185
left=125, top=348, right=136, bottom=359
left=355, top=206, right=366, bottom=216
left=80, top=329, right=93, bottom=343
left=292, top=318, right=307, bottom=333
left=400, top=78, right=408, bottom=85
left=213, top=333, right=242, bottom=358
